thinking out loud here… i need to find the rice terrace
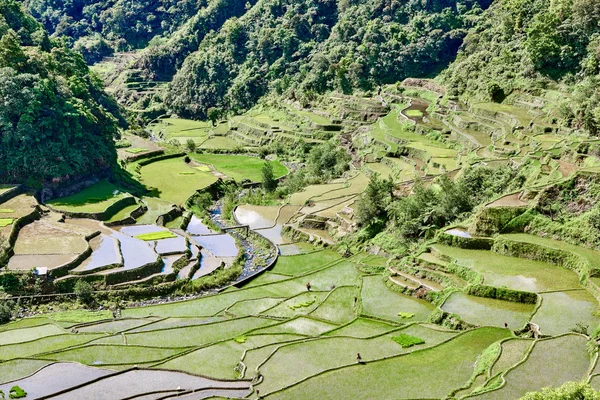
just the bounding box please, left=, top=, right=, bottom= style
left=3, top=0, right=600, bottom=398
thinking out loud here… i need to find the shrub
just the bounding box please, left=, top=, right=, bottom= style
left=9, top=386, right=26, bottom=399
left=0, top=300, right=15, bottom=324
left=74, top=280, right=94, bottom=304
left=392, top=334, right=425, bottom=348
left=186, top=139, right=196, bottom=152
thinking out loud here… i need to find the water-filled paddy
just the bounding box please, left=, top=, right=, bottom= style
left=109, top=232, right=157, bottom=270
left=432, top=244, right=581, bottom=292
left=441, top=292, right=535, bottom=329
left=74, top=235, right=121, bottom=272
left=185, top=215, right=215, bottom=235
left=191, top=234, right=238, bottom=257
left=532, top=290, right=600, bottom=335
left=361, top=276, right=434, bottom=323
left=234, top=205, right=278, bottom=229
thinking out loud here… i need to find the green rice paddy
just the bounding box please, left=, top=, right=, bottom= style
left=135, top=231, right=177, bottom=241
left=139, top=157, right=217, bottom=204
left=190, top=154, right=287, bottom=182
left=46, top=180, right=129, bottom=213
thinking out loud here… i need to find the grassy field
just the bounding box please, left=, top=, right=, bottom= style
left=139, top=157, right=217, bottom=204
left=190, top=154, right=287, bottom=182
left=46, top=180, right=129, bottom=213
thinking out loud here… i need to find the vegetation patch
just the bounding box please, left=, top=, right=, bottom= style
left=398, top=312, right=415, bottom=319
left=392, top=333, right=425, bottom=348
left=125, top=148, right=147, bottom=154
left=0, top=218, right=14, bottom=227
left=0, top=209, right=15, bottom=213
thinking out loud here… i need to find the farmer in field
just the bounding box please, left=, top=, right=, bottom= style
left=356, top=353, right=362, bottom=363
left=306, top=282, right=311, bottom=291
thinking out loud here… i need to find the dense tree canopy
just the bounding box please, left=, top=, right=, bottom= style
left=0, top=0, right=124, bottom=186
left=441, top=0, right=600, bottom=133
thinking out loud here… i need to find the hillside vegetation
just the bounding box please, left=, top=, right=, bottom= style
left=0, top=0, right=125, bottom=186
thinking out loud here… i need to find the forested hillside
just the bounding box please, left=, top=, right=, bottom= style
left=162, top=0, right=491, bottom=118
left=0, top=0, right=125, bottom=185
left=442, top=0, right=600, bottom=132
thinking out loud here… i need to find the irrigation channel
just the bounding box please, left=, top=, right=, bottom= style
left=205, top=202, right=278, bottom=284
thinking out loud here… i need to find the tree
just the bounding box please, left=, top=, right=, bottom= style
left=357, top=174, right=393, bottom=228
left=520, top=381, right=600, bottom=400
left=207, top=107, right=221, bottom=127
left=186, top=138, right=197, bottom=152
left=74, top=280, right=93, bottom=304
left=262, top=161, right=277, bottom=192
left=0, top=299, right=14, bottom=324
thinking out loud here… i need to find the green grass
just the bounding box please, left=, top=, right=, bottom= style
left=0, top=333, right=105, bottom=361
left=268, top=328, right=510, bottom=399
left=105, top=317, right=275, bottom=347
left=200, top=136, right=240, bottom=150
left=139, top=157, right=218, bottom=205
left=135, top=231, right=177, bottom=241
left=106, top=204, right=139, bottom=222
left=125, top=148, right=147, bottom=154
left=195, top=165, right=211, bottom=172
left=190, top=154, right=287, bottom=182
left=325, top=318, right=398, bottom=338
left=405, top=109, right=424, bottom=117
left=309, top=287, right=357, bottom=325
left=491, top=338, right=533, bottom=377
left=0, top=209, right=14, bottom=213
left=0, top=324, right=66, bottom=346
left=392, top=333, right=425, bottom=348
left=46, top=180, right=129, bottom=213
left=0, top=218, right=13, bottom=227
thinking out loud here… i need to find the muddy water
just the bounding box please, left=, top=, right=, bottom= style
left=402, top=100, right=429, bottom=124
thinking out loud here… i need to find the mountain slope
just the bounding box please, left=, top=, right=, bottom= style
left=0, top=0, right=125, bottom=185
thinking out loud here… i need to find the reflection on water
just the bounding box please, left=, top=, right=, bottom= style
left=111, top=232, right=157, bottom=270
left=192, top=249, right=226, bottom=280
left=186, top=215, right=214, bottom=235
left=255, top=225, right=287, bottom=245
left=76, top=235, right=121, bottom=271
left=234, top=207, right=275, bottom=229
left=191, top=234, right=238, bottom=257
left=120, top=224, right=165, bottom=236
left=155, top=236, right=187, bottom=254
left=446, top=229, right=472, bottom=238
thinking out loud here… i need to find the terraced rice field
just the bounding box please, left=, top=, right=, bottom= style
left=139, top=157, right=217, bottom=204
left=190, top=154, right=287, bottom=182
left=46, top=180, right=131, bottom=214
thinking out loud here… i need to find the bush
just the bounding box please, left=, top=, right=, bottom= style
left=9, top=386, right=27, bottom=399
left=74, top=280, right=94, bottom=304
left=0, top=299, right=15, bottom=324
left=392, top=334, right=425, bottom=348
